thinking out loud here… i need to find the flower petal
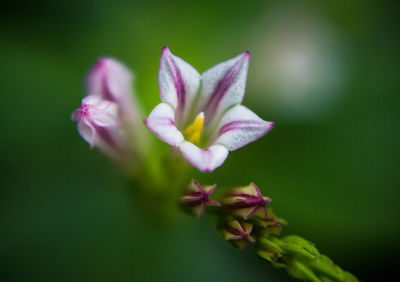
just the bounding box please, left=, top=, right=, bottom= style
left=214, top=105, right=274, bottom=151
left=158, top=47, right=200, bottom=123
left=77, top=120, right=96, bottom=147
left=71, top=109, right=81, bottom=121
left=87, top=58, right=140, bottom=124
left=180, top=142, right=229, bottom=172
left=87, top=58, right=133, bottom=102
left=90, top=101, right=119, bottom=127
left=82, top=95, right=102, bottom=106
left=144, top=103, right=184, bottom=146
left=200, top=51, right=250, bottom=126
left=91, top=111, right=119, bottom=127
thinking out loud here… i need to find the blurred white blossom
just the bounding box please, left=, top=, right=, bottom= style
left=249, top=6, right=347, bottom=121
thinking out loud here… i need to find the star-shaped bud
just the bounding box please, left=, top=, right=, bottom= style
left=221, top=220, right=255, bottom=250
left=222, top=183, right=272, bottom=220
left=181, top=179, right=221, bottom=218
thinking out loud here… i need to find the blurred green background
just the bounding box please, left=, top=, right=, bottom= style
left=1, top=0, right=399, bottom=281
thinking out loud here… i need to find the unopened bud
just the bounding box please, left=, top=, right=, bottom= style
left=72, top=95, right=124, bottom=158
left=281, top=235, right=320, bottom=261
left=220, top=220, right=255, bottom=250
left=286, top=259, right=320, bottom=282
left=256, top=237, right=284, bottom=265
left=181, top=179, right=221, bottom=218
left=222, top=183, right=271, bottom=220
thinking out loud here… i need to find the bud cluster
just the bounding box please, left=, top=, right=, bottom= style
left=181, top=180, right=358, bottom=282
left=257, top=235, right=357, bottom=282
left=181, top=181, right=279, bottom=250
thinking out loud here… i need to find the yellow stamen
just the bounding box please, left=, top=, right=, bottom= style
left=184, top=112, right=204, bottom=143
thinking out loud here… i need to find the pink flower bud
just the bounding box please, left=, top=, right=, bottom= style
left=72, top=95, right=123, bottom=157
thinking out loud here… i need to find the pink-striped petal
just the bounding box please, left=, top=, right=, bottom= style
left=87, top=58, right=139, bottom=124
left=199, top=51, right=250, bottom=127
left=214, top=105, right=274, bottom=151
left=180, top=142, right=229, bottom=172
left=87, top=58, right=133, bottom=102
left=158, top=47, right=200, bottom=124
left=144, top=103, right=184, bottom=147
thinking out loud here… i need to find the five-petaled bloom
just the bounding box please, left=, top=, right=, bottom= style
left=145, top=47, right=274, bottom=172
left=222, top=220, right=255, bottom=250
left=223, top=183, right=272, bottom=220
left=181, top=179, right=221, bottom=218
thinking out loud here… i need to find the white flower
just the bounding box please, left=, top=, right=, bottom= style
left=145, top=47, right=274, bottom=172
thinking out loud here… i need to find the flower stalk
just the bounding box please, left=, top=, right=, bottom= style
left=72, top=48, right=359, bottom=281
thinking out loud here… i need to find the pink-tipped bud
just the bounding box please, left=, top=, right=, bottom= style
left=72, top=95, right=123, bottom=157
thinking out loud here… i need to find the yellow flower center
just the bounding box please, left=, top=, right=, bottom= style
left=184, top=112, right=204, bottom=143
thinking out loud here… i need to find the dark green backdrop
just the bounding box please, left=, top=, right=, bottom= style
left=1, top=0, right=399, bottom=281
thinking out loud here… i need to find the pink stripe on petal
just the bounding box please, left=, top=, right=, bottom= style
left=200, top=51, right=250, bottom=127
left=86, top=58, right=139, bottom=125
left=87, top=58, right=133, bottom=101
left=217, top=120, right=268, bottom=136
left=164, top=48, right=186, bottom=114
left=158, top=47, right=200, bottom=123
left=215, top=105, right=274, bottom=151
left=145, top=102, right=184, bottom=147
left=94, top=124, right=121, bottom=150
